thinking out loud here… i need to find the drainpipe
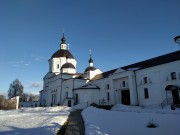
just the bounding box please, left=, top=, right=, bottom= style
left=134, top=70, right=139, bottom=106
left=60, top=73, right=63, bottom=105
left=72, top=78, right=75, bottom=105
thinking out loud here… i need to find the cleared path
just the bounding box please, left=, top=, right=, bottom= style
left=64, top=110, right=85, bottom=135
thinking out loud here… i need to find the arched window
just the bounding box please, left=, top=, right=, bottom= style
left=57, top=64, right=59, bottom=69
left=122, top=81, right=126, bottom=87
left=144, top=88, right=149, bottom=99
left=143, top=77, right=148, bottom=84
left=107, top=92, right=110, bottom=101
left=107, top=84, right=109, bottom=89
left=171, top=72, right=176, bottom=80
left=75, top=94, right=78, bottom=103
left=66, top=92, right=68, bottom=98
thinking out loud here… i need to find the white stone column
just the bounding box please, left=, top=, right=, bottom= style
left=16, top=96, right=19, bottom=109
left=110, top=79, right=116, bottom=105
left=128, top=75, right=138, bottom=105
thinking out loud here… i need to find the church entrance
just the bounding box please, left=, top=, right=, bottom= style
left=68, top=100, right=71, bottom=107
left=165, top=85, right=180, bottom=105
left=121, top=90, right=130, bottom=105
left=172, top=89, right=180, bottom=104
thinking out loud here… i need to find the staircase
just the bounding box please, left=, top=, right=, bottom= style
left=161, top=98, right=173, bottom=108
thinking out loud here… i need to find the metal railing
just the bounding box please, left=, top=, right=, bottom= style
left=161, top=98, right=173, bottom=108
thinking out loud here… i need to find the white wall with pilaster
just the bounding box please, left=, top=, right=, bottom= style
left=91, top=78, right=112, bottom=105
left=109, top=70, right=137, bottom=105
left=74, top=89, right=100, bottom=105
left=136, top=60, right=180, bottom=106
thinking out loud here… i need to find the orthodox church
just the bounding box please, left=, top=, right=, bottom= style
left=39, top=34, right=180, bottom=108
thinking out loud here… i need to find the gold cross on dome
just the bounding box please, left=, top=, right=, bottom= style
left=89, top=49, right=92, bottom=55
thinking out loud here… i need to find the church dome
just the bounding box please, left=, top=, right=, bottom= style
left=84, top=66, right=96, bottom=73
left=61, top=63, right=75, bottom=69
left=89, top=56, right=93, bottom=63
left=51, top=49, right=74, bottom=59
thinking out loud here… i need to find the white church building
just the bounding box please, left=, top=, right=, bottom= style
left=39, top=34, right=180, bottom=108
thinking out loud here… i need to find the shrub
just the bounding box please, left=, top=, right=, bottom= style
left=146, top=119, right=159, bottom=128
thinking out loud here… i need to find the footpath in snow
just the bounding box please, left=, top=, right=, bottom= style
left=82, top=105, right=180, bottom=135
left=0, top=106, right=70, bottom=135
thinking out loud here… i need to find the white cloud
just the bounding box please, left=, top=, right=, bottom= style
left=30, top=92, right=40, bottom=95
left=34, top=56, right=47, bottom=61
left=24, top=63, right=30, bottom=66
left=8, top=60, right=24, bottom=64
left=8, top=60, right=31, bottom=67
left=29, top=82, right=43, bottom=88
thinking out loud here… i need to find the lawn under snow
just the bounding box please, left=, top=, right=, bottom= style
left=82, top=105, right=180, bottom=135
left=0, top=106, right=70, bottom=135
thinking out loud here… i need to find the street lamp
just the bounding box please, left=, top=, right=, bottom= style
left=174, top=36, right=180, bottom=45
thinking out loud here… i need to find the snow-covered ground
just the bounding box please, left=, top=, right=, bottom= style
left=0, top=106, right=70, bottom=135
left=82, top=105, right=180, bottom=135
left=1, top=104, right=180, bottom=135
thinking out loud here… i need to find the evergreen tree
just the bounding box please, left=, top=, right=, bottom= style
left=7, top=79, right=24, bottom=100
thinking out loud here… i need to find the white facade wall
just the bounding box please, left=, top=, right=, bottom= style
left=74, top=89, right=100, bottom=105
left=43, top=73, right=87, bottom=106
left=61, top=68, right=76, bottom=74
left=61, top=79, right=87, bottom=105
left=92, top=78, right=111, bottom=105
left=89, top=69, right=102, bottom=80
left=49, top=57, right=77, bottom=74
left=109, top=71, right=138, bottom=105
left=136, top=60, right=180, bottom=106
left=40, top=45, right=180, bottom=108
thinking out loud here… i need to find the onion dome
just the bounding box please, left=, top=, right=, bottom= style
left=51, top=33, right=74, bottom=59
left=89, top=55, right=93, bottom=63
left=66, top=54, right=72, bottom=59
left=51, top=49, right=74, bottom=59
left=84, top=66, right=96, bottom=73
left=61, top=63, right=75, bottom=69
left=61, top=33, right=66, bottom=44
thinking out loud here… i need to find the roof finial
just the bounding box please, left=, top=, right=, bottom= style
left=61, top=33, right=66, bottom=44
left=89, top=49, right=93, bottom=64
left=89, top=49, right=92, bottom=55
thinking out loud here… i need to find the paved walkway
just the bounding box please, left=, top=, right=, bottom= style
left=64, top=110, right=85, bottom=135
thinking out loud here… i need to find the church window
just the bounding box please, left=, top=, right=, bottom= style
left=52, top=94, right=53, bottom=104
left=54, top=94, right=56, bottom=104
left=144, top=88, right=149, bottom=99
left=107, top=92, right=110, bottom=101
left=107, top=84, right=109, bottom=89
left=66, top=92, right=68, bottom=98
left=143, top=77, right=148, bottom=84
left=122, top=81, right=126, bottom=87
left=57, top=64, right=59, bottom=69
left=171, top=72, right=176, bottom=80
left=75, top=94, right=78, bottom=103
left=52, top=94, right=57, bottom=104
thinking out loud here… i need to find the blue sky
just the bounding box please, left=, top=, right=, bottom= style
left=0, top=0, right=180, bottom=96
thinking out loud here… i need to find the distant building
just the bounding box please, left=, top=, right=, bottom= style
left=39, top=34, right=180, bottom=107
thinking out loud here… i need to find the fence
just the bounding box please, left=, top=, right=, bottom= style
left=20, top=101, right=39, bottom=107
left=0, top=96, right=20, bottom=110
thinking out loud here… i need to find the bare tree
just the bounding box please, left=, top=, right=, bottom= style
left=29, top=94, right=39, bottom=102
left=0, top=95, right=5, bottom=99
